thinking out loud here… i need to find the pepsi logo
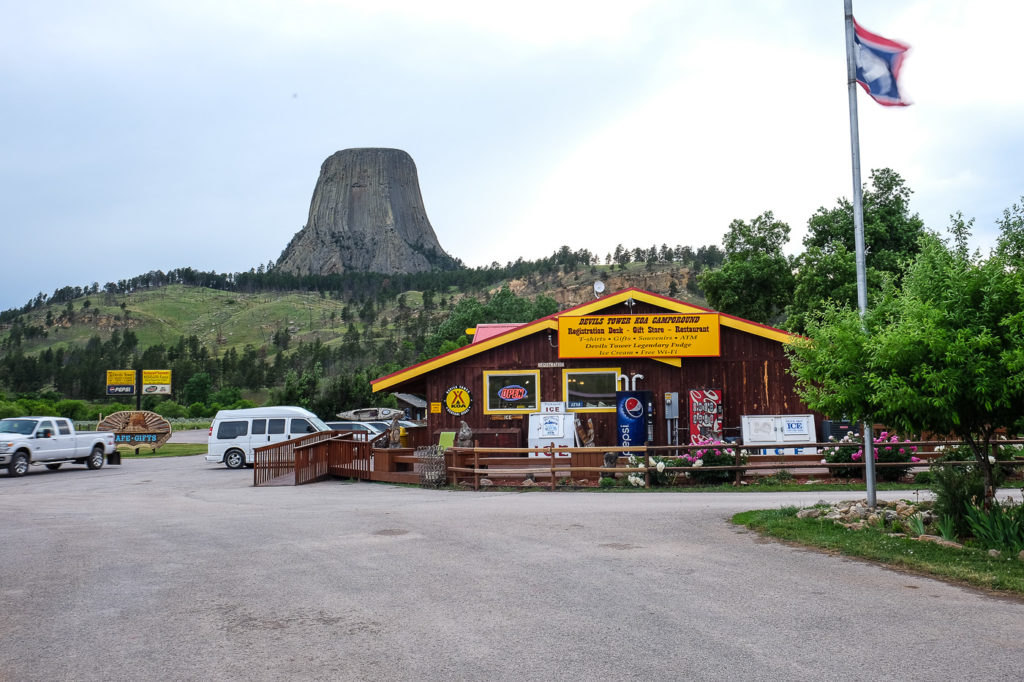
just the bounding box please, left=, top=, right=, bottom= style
left=623, top=396, right=644, bottom=419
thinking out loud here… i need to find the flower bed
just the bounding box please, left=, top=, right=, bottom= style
left=821, top=431, right=917, bottom=481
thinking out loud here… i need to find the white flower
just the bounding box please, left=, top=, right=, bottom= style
left=656, top=461, right=665, bottom=473
left=638, top=463, right=646, bottom=470
left=988, top=455, right=997, bottom=465
left=693, top=459, right=704, bottom=468
left=820, top=459, right=827, bottom=464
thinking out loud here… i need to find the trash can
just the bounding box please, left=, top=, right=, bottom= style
left=107, top=450, right=122, bottom=465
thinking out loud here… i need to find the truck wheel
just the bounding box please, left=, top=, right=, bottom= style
left=46, top=463, right=62, bottom=470
left=86, top=446, right=105, bottom=470
left=8, top=453, right=29, bottom=477
left=224, top=449, right=245, bottom=469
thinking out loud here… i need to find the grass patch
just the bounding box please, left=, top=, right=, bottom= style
left=117, top=443, right=207, bottom=458
left=733, top=507, right=1024, bottom=596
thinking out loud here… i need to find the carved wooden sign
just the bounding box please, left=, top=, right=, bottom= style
left=98, top=410, right=172, bottom=449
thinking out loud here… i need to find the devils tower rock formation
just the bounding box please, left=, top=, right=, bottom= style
left=276, top=148, right=455, bottom=276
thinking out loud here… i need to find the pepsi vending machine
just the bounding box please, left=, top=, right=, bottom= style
left=616, top=391, right=654, bottom=449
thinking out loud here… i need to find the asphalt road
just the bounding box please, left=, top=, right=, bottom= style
left=2, top=456, right=1022, bottom=681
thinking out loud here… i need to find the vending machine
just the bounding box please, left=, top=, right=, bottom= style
left=616, top=391, right=654, bottom=449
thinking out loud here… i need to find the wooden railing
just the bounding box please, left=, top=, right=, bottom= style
left=445, top=440, right=1024, bottom=489
left=256, top=435, right=1024, bottom=488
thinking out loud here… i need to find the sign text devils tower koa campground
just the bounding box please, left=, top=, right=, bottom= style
left=557, top=314, right=720, bottom=359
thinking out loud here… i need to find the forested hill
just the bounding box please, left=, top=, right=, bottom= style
left=0, top=244, right=720, bottom=413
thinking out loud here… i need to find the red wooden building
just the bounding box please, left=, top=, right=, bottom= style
left=371, top=288, right=817, bottom=448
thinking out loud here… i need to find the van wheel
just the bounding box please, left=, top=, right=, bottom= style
left=224, top=449, right=245, bottom=469
left=46, top=463, right=62, bottom=470
left=87, top=446, right=105, bottom=470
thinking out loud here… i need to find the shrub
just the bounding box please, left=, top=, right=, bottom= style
left=677, top=439, right=746, bottom=484
left=821, top=433, right=862, bottom=478
left=154, top=401, right=188, bottom=419
left=821, top=431, right=917, bottom=481
left=930, top=455, right=986, bottom=539
left=964, top=500, right=1024, bottom=553
left=54, top=399, right=88, bottom=420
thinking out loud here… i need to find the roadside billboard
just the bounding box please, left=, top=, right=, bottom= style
left=106, top=370, right=136, bottom=396
left=142, top=369, right=172, bottom=395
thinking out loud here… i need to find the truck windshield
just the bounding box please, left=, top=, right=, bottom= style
left=0, top=419, right=38, bottom=435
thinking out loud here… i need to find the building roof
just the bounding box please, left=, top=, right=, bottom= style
left=392, top=392, right=427, bottom=408
left=470, top=323, right=524, bottom=343
left=371, top=287, right=798, bottom=392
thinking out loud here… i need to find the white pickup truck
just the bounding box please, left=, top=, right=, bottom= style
left=0, top=417, right=117, bottom=477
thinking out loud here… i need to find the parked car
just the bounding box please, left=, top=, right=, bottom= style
left=0, top=417, right=117, bottom=477
left=206, top=406, right=330, bottom=469
left=325, top=421, right=387, bottom=441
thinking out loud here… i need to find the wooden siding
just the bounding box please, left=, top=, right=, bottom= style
left=409, top=299, right=818, bottom=448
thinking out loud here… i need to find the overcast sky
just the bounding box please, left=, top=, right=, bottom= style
left=3, top=1, right=1022, bottom=311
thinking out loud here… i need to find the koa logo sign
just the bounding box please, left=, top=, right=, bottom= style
left=444, top=385, right=472, bottom=416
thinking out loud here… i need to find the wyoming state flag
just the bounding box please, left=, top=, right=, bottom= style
left=853, top=18, right=910, bottom=106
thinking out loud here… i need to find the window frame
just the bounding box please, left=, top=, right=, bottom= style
left=483, top=369, right=541, bottom=415
left=562, top=367, right=620, bottom=413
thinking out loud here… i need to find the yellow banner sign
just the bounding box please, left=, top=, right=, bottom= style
left=107, top=370, right=136, bottom=385
left=142, top=370, right=171, bottom=385
left=558, top=313, right=720, bottom=358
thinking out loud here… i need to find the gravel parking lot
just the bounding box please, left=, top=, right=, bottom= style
left=2, top=456, right=1022, bottom=681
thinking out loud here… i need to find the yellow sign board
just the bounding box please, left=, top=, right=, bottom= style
left=142, top=370, right=171, bottom=385
left=558, top=313, right=720, bottom=358
left=106, top=370, right=136, bottom=385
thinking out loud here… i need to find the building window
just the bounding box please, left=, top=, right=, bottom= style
left=563, top=368, right=619, bottom=411
left=483, top=370, right=540, bottom=414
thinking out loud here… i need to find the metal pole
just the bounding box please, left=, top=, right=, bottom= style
left=844, top=0, right=876, bottom=507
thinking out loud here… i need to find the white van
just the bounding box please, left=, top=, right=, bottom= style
left=205, top=406, right=330, bottom=469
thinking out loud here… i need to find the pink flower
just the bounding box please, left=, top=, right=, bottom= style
left=899, top=448, right=905, bottom=454
left=911, top=456, right=921, bottom=463
left=879, top=431, right=889, bottom=439
left=852, top=452, right=863, bottom=461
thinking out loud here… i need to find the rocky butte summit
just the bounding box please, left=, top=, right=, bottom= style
left=276, top=148, right=457, bottom=276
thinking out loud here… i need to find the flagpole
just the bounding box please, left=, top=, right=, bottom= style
left=843, top=0, right=877, bottom=507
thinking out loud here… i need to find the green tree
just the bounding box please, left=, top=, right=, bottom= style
left=420, top=287, right=558, bottom=359
left=786, top=168, right=926, bottom=333
left=182, top=372, right=213, bottom=406
left=698, top=211, right=794, bottom=324
left=786, top=218, right=1024, bottom=501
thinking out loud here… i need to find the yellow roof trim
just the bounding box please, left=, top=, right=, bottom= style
left=372, top=319, right=558, bottom=391
left=372, top=287, right=797, bottom=392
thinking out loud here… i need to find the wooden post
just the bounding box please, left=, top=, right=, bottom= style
left=474, top=441, right=480, bottom=491
left=549, top=444, right=556, bottom=491
left=734, top=444, right=742, bottom=486
left=644, top=447, right=650, bottom=488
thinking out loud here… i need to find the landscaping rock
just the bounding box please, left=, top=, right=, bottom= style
left=479, top=478, right=493, bottom=487
left=988, top=549, right=1002, bottom=558
left=917, top=534, right=963, bottom=549
left=796, top=509, right=821, bottom=519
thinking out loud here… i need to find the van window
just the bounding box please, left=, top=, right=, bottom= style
left=268, top=419, right=285, bottom=435
left=291, top=418, right=314, bottom=434
left=216, top=421, right=248, bottom=439
left=57, top=420, right=72, bottom=435
left=252, top=419, right=267, bottom=435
